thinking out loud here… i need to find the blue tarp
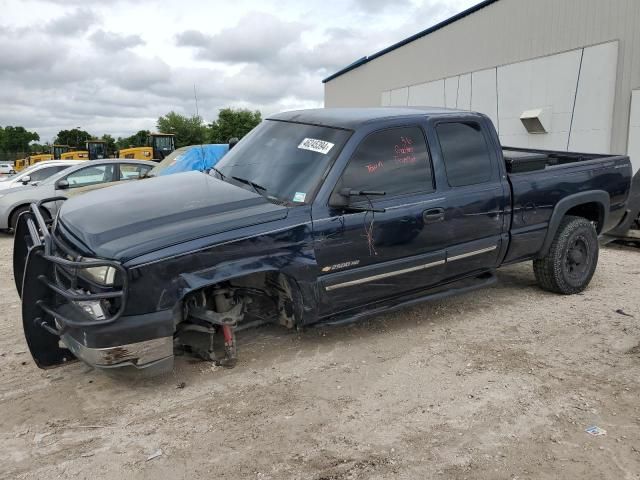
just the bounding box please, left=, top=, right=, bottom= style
left=157, top=144, right=229, bottom=176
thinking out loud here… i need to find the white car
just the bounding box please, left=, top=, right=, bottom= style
left=0, top=160, right=83, bottom=191
left=0, top=163, right=14, bottom=175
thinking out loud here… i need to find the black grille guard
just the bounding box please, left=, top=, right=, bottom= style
left=25, top=197, right=129, bottom=333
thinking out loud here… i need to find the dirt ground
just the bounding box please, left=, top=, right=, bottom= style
left=0, top=234, right=639, bottom=480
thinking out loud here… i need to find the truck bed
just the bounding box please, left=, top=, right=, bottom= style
left=501, top=146, right=632, bottom=264
left=502, top=146, right=616, bottom=174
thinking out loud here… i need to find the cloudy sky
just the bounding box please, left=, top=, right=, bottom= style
left=0, top=0, right=480, bottom=142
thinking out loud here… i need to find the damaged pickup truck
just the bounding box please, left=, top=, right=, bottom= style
left=14, top=108, right=632, bottom=375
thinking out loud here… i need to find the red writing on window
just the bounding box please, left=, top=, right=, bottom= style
left=366, top=160, right=384, bottom=173
left=394, top=136, right=417, bottom=165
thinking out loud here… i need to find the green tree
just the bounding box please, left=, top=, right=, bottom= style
left=101, top=134, right=117, bottom=156
left=2, top=126, right=40, bottom=153
left=55, top=128, right=92, bottom=148
left=156, top=112, right=206, bottom=148
left=116, top=130, right=150, bottom=150
left=208, top=108, right=261, bottom=144
left=29, top=143, right=48, bottom=153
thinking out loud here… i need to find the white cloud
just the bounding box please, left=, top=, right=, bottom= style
left=90, top=29, right=145, bottom=50
left=176, top=12, right=304, bottom=64
left=0, top=0, right=482, bottom=141
left=44, top=8, right=100, bottom=36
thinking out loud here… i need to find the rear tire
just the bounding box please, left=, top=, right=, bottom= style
left=9, top=205, right=30, bottom=232
left=9, top=205, right=50, bottom=233
left=533, top=215, right=599, bottom=295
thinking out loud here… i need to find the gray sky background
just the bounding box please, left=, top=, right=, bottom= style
left=0, top=0, right=479, bottom=142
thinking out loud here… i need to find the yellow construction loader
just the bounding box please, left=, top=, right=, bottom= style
left=60, top=140, right=108, bottom=161
left=118, top=133, right=175, bottom=161
left=14, top=158, right=27, bottom=172
left=52, top=144, right=70, bottom=160
left=26, top=153, right=54, bottom=167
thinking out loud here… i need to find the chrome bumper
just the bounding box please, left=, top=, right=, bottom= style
left=61, top=334, right=174, bottom=373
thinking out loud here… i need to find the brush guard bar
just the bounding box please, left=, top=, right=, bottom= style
left=15, top=197, right=129, bottom=368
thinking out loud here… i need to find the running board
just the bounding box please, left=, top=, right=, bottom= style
left=323, top=272, right=497, bottom=327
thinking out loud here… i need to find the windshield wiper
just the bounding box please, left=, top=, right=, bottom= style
left=231, top=175, right=267, bottom=194
left=211, top=167, right=226, bottom=180
left=230, top=175, right=290, bottom=205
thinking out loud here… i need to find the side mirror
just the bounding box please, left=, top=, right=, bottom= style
left=21, top=175, right=31, bottom=185
left=328, top=189, right=350, bottom=209
left=328, top=188, right=386, bottom=209
left=56, top=179, right=70, bottom=190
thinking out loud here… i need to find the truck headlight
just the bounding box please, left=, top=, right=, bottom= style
left=82, top=265, right=117, bottom=286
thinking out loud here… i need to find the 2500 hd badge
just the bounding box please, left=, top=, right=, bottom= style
left=14, top=108, right=632, bottom=376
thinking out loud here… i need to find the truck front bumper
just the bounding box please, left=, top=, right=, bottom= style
left=61, top=333, right=174, bottom=374
left=15, top=200, right=175, bottom=376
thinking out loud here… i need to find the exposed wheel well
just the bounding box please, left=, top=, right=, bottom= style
left=174, top=271, right=303, bottom=365
left=180, top=271, right=303, bottom=330
left=565, top=202, right=604, bottom=233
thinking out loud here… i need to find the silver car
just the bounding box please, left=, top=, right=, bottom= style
left=0, top=160, right=83, bottom=192
left=0, top=159, right=154, bottom=231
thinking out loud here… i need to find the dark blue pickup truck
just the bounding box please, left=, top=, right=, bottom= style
left=14, top=108, right=632, bottom=375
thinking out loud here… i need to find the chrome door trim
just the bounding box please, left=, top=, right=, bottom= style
left=325, top=259, right=445, bottom=291
left=447, top=245, right=497, bottom=262
left=324, top=244, right=498, bottom=291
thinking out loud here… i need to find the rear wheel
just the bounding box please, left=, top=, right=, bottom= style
left=533, top=215, right=599, bottom=294
left=9, top=205, right=30, bottom=232
left=9, top=205, right=50, bottom=233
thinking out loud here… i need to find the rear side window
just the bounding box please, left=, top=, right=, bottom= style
left=436, top=122, right=493, bottom=187
left=338, top=126, right=434, bottom=197
left=119, top=163, right=151, bottom=180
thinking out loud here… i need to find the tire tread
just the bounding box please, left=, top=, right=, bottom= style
left=533, top=215, right=598, bottom=295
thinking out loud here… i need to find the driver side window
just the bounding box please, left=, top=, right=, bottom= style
left=64, top=165, right=115, bottom=188
left=336, top=126, right=434, bottom=198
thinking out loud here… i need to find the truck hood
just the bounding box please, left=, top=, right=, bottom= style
left=57, top=171, right=288, bottom=261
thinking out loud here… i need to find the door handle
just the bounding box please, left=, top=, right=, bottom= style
left=423, top=208, right=445, bottom=223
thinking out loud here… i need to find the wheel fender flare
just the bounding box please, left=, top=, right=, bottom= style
left=538, top=190, right=609, bottom=258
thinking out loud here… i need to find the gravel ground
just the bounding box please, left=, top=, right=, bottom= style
left=0, top=233, right=639, bottom=480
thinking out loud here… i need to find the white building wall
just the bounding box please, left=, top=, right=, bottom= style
left=325, top=0, right=640, bottom=156
left=569, top=42, right=619, bottom=153
left=497, top=49, right=582, bottom=151
left=389, top=87, right=408, bottom=106
left=378, top=42, right=619, bottom=153
left=471, top=68, right=499, bottom=130
left=444, top=76, right=459, bottom=108
left=408, top=79, right=445, bottom=107
left=457, top=73, right=472, bottom=110
left=628, top=90, right=640, bottom=174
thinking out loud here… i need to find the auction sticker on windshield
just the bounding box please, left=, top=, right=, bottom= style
left=293, top=192, right=307, bottom=203
left=298, top=138, right=335, bottom=155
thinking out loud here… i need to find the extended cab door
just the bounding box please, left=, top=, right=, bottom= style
left=312, top=124, right=450, bottom=316
left=428, top=116, right=509, bottom=280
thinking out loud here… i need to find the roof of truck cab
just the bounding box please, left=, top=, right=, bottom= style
left=268, top=107, right=467, bottom=130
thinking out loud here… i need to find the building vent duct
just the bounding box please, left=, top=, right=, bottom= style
left=520, top=108, right=550, bottom=134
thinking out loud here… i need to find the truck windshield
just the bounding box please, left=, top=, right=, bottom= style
left=215, top=120, right=350, bottom=204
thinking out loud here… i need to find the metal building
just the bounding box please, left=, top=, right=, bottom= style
left=323, top=0, right=640, bottom=177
